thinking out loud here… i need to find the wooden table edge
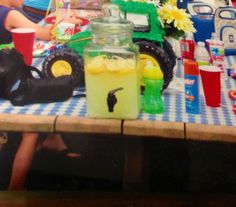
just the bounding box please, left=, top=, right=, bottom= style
left=123, top=119, right=185, bottom=139
left=55, top=115, right=122, bottom=134
left=186, top=123, right=236, bottom=143
left=0, top=114, right=56, bottom=132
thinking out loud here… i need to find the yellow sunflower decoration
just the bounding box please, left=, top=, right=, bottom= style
left=159, top=2, right=196, bottom=38
left=167, top=0, right=177, bottom=6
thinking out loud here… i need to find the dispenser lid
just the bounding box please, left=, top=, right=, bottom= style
left=90, top=3, right=134, bottom=34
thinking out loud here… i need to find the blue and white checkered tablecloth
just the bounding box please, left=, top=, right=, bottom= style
left=0, top=56, right=236, bottom=126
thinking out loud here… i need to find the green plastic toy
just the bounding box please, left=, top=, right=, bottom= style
left=43, top=0, right=176, bottom=90
left=0, top=43, right=14, bottom=51
left=142, top=61, right=164, bottom=114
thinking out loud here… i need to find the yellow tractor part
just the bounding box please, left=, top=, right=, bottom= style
left=51, top=60, right=72, bottom=77
left=139, top=54, right=163, bottom=83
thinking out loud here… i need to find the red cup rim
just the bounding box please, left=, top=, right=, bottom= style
left=11, top=28, right=36, bottom=34
left=199, top=65, right=221, bottom=72
left=45, top=16, right=90, bottom=26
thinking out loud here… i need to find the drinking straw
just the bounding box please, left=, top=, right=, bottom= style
left=66, top=0, right=71, bottom=20
left=45, top=0, right=53, bottom=17
left=55, top=0, right=59, bottom=40
left=49, top=18, right=64, bottom=31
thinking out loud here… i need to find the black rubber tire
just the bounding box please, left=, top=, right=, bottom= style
left=134, top=40, right=173, bottom=90
left=163, top=39, right=176, bottom=69
left=42, top=48, right=85, bottom=87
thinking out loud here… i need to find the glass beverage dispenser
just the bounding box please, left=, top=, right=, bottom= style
left=84, top=4, right=140, bottom=119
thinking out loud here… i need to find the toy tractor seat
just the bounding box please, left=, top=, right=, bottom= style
left=133, top=26, right=150, bottom=33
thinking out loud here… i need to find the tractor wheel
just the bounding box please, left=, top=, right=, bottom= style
left=163, top=39, right=176, bottom=69
left=42, top=48, right=85, bottom=87
left=134, top=40, right=173, bottom=91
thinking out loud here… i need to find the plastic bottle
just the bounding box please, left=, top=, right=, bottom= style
left=194, top=41, right=210, bottom=66
left=142, top=61, right=164, bottom=114
left=208, top=32, right=226, bottom=74
left=184, top=60, right=200, bottom=114
left=180, top=33, right=195, bottom=63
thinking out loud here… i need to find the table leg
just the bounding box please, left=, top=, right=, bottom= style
left=123, top=137, right=150, bottom=191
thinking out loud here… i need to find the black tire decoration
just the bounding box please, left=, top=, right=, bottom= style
left=42, top=48, right=85, bottom=87
left=163, top=39, right=177, bottom=69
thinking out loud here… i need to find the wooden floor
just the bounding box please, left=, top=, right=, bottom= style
left=1, top=192, right=236, bottom=207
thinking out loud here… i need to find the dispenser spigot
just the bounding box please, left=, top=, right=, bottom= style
left=107, top=87, right=123, bottom=112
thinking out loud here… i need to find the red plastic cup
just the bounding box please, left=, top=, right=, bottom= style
left=199, top=65, right=221, bottom=107
left=11, top=28, right=35, bottom=65
left=232, top=0, right=236, bottom=7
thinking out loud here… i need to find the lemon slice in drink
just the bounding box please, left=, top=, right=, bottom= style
left=116, top=59, right=136, bottom=75
left=86, top=55, right=106, bottom=74
left=106, top=59, right=122, bottom=72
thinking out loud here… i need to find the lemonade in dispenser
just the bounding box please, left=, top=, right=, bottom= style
left=84, top=4, right=140, bottom=119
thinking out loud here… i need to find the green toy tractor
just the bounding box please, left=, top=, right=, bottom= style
left=43, top=0, right=176, bottom=90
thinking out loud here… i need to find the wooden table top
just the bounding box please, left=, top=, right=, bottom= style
left=1, top=113, right=236, bottom=143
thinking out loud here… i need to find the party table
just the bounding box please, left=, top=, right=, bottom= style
left=0, top=54, right=236, bottom=191
left=1, top=56, right=236, bottom=142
